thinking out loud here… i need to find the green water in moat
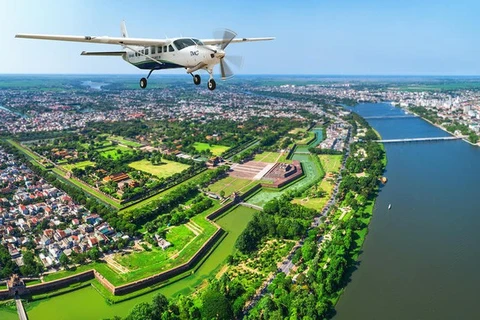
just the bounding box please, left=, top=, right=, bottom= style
left=26, top=206, right=256, bottom=320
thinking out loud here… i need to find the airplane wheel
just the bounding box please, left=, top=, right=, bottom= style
left=140, top=77, right=147, bottom=89
left=193, top=74, right=201, bottom=85
left=208, top=79, right=216, bottom=91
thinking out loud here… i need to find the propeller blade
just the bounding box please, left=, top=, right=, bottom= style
left=220, top=59, right=234, bottom=80
left=225, top=55, right=244, bottom=69
left=214, top=29, right=237, bottom=50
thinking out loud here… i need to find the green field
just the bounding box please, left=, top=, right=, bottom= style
left=113, top=224, right=200, bottom=277
left=61, top=160, right=96, bottom=171
left=209, top=176, right=257, bottom=197
left=193, top=142, right=229, bottom=156
left=97, top=146, right=133, bottom=160
left=107, top=135, right=143, bottom=148
left=319, top=154, right=343, bottom=173
left=253, top=151, right=282, bottom=163
left=128, top=159, right=190, bottom=179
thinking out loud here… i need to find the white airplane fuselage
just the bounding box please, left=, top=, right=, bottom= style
left=123, top=38, right=222, bottom=72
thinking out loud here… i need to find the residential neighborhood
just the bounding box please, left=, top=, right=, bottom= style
left=0, top=146, right=125, bottom=270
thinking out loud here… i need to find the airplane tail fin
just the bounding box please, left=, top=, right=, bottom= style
left=121, top=21, right=128, bottom=38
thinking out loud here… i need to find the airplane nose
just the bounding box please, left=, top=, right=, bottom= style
left=215, top=51, right=225, bottom=59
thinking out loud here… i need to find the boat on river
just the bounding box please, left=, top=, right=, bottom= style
left=388, top=204, right=392, bottom=210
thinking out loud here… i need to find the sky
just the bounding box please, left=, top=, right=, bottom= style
left=1, top=0, right=480, bottom=75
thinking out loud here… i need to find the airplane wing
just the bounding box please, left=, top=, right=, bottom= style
left=201, top=37, right=275, bottom=45
left=81, top=51, right=126, bottom=56
left=15, top=34, right=168, bottom=46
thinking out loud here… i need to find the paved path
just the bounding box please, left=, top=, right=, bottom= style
left=15, top=297, right=28, bottom=320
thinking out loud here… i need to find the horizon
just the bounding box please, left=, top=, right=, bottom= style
left=3, top=73, right=480, bottom=78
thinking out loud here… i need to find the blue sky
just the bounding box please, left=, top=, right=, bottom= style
left=1, top=0, right=480, bottom=75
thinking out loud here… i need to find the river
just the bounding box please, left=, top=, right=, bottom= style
left=335, top=103, right=480, bottom=319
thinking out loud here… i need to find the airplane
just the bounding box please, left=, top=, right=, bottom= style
left=15, top=22, right=274, bottom=90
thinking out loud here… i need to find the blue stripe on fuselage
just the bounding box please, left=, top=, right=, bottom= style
left=132, top=61, right=183, bottom=70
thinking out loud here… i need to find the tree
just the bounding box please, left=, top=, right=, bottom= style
left=301, top=239, right=317, bottom=262
left=151, top=293, right=169, bottom=318
left=201, top=289, right=233, bottom=320
left=88, top=247, right=101, bottom=261
left=59, top=253, right=70, bottom=269
left=126, top=302, right=153, bottom=320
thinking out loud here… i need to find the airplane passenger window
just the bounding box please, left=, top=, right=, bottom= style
left=163, top=46, right=167, bottom=52
left=145, top=49, right=149, bottom=55
left=158, top=46, right=162, bottom=53
left=169, top=45, right=174, bottom=52
left=151, top=47, right=156, bottom=54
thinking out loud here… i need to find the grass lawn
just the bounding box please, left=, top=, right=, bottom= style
left=292, top=197, right=328, bottom=211
left=62, top=160, right=96, bottom=171
left=253, top=151, right=282, bottom=163
left=277, top=152, right=293, bottom=164
left=288, top=127, right=307, bottom=135
left=209, top=176, right=257, bottom=197
left=193, top=142, right=229, bottom=156
left=297, top=131, right=315, bottom=144
left=114, top=224, right=196, bottom=272
left=107, top=135, right=143, bottom=148
left=318, top=155, right=343, bottom=173
left=97, top=146, right=133, bottom=160
left=128, top=159, right=190, bottom=179
left=110, top=205, right=220, bottom=285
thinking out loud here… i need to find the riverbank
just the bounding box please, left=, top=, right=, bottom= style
left=408, top=109, right=480, bottom=147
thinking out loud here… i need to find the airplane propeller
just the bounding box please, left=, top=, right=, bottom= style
left=213, top=29, right=244, bottom=80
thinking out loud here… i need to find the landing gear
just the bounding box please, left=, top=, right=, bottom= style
left=139, top=77, right=147, bottom=89
left=208, top=79, right=216, bottom=91
left=193, top=74, right=201, bottom=85
left=139, top=69, right=155, bottom=89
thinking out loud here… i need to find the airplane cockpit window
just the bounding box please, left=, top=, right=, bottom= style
left=173, top=39, right=196, bottom=50
left=168, top=45, right=175, bottom=52
left=192, top=39, right=204, bottom=45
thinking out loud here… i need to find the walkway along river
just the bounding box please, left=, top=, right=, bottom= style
left=334, top=103, right=480, bottom=319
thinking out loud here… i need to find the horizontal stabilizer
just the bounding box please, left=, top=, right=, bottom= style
left=81, top=51, right=125, bottom=56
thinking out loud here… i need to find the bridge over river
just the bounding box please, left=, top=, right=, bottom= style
left=364, top=115, right=418, bottom=119
left=375, top=136, right=462, bottom=143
